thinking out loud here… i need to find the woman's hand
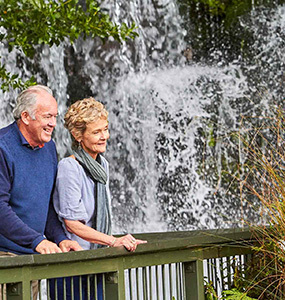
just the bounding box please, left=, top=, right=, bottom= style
left=64, top=219, right=147, bottom=251
left=111, top=234, right=147, bottom=252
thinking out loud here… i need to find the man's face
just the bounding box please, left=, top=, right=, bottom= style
left=26, top=91, right=58, bottom=147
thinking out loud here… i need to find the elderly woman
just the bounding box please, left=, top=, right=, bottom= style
left=53, top=97, right=146, bottom=250
left=51, top=98, right=146, bottom=299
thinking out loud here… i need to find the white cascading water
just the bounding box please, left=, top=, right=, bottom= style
left=0, top=1, right=284, bottom=234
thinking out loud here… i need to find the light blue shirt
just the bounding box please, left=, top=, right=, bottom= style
left=53, top=156, right=111, bottom=250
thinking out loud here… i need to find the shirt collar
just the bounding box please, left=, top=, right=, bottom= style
left=13, top=121, right=45, bottom=150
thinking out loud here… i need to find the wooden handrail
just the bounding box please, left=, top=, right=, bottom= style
left=0, top=227, right=256, bottom=300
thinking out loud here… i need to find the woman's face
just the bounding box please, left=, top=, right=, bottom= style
left=80, top=118, right=110, bottom=159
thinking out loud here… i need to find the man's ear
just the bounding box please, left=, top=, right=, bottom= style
left=20, top=111, right=30, bottom=125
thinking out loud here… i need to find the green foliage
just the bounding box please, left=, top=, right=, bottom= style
left=0, top=64, right=36, bottom=91
left=208, top=123, right=216, bottom=147
left=182, top=0, right=284, bottom=18
left=178, top=0, right=285, bottom=63
left=222, top=289, right=257, bottom=300
left=205, top=106, right=285, bottom=298
left=190, top=0, right=227, bottom=15
left=226, top=106, right=285, bottom=299
left=204, top=279, right=257, bottom=299
left=0, top=0, right=138, bottom=57
left=219, top=244, right=285, bottom=299
left=0, top=0, right=138, bottom=91
left=205, top=280, right=219, bottom=299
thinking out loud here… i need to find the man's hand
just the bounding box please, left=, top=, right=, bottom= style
left=35, top=239, right=62, bottom=254
left=59, top=240, right=83, bottom=252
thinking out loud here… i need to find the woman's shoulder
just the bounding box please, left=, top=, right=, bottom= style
left=58, top=156, right=81, bottom=171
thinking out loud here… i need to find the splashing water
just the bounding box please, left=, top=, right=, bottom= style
left=0, top=1, right=284, bottom=233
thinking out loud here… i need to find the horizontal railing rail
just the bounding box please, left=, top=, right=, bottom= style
left=0, top=227, right=256, bottom=300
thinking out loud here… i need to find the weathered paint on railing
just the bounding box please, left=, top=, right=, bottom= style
left=0, top=227, right=255, bottom=300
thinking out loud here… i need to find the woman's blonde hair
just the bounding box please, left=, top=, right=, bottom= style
left=64, top=97, right=108, bottom=149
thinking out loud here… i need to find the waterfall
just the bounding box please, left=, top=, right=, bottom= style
left=0, top=1, right=284, bottom=234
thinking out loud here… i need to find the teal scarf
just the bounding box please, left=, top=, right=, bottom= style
left=73, top=148, right=111, bottom=246
left=74, top=148, right=107, bottom=184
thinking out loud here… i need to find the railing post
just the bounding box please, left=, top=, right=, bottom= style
left=6, top=283, right=22, bottom=300
left=183, top=260, right=204, bottom=300
left=105, top=267, right=126, bottom=300
left=105, top=272, right=118, bottom=300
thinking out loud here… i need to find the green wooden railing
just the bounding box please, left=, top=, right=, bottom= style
left=0, top=227, right=255, bottom=300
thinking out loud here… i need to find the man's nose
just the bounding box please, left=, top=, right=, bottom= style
left=48, top=116, right=57, bottom=127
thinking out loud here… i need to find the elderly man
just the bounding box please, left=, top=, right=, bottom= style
left=0, top=85, right=82, bottom=255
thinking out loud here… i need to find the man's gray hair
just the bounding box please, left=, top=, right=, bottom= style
left=13, top=85, right=53, bottom=120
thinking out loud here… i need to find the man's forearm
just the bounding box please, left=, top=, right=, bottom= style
left=45, top=201, right=67, bottom=245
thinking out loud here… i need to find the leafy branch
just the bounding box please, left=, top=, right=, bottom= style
left=0, top=0, right=138, bottom=91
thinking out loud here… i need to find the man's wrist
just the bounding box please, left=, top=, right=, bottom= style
left=55, top=235, right=70, bottom=246
left=58, top=238, right=70, bottom=246
left=32, top=236, right=46, bottom=251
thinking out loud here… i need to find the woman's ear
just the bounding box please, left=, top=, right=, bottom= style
left=71, top=130, right=82, bottom=143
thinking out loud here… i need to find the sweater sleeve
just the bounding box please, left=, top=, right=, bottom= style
left=0, top=148, right=46, bottom=249
left=44, top=201, right=69, bottom=246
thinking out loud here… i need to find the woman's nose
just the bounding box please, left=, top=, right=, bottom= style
left=100, top=130, right=109, bottom=139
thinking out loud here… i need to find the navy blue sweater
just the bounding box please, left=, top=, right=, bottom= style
left=0, top=122, right=67, bottom=254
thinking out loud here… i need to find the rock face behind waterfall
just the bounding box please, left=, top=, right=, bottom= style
left=0, top=0, right=284, bottom=233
